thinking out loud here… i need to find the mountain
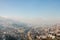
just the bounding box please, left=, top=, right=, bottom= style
left=0, top=16, right=30, bottom=30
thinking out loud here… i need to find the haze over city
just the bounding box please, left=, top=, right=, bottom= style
left=0, top=0, right=60, bottom=40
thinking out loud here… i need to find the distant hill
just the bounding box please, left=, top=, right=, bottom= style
left=0, top=16, right=30, bottom=30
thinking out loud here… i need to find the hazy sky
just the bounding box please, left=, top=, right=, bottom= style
left=0, top=0, right=60, bottom=19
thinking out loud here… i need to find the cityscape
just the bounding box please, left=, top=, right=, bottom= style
left=0, top=0, right=60, bottom=40
left=0, top=17, right=60, bottom=40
